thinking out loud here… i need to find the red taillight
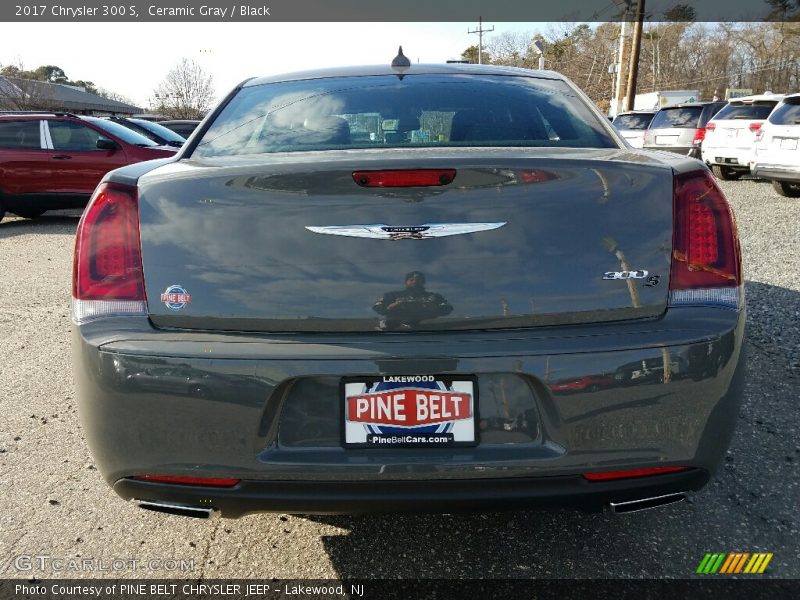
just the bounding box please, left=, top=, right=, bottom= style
left=352, top=169, right=456, bottom=187
left=692, top=128, right=706, bottom=145
left=133, top=475, right=241, bottom=487
left=72, top=182, right=146, bottom=322
left=669, top=170, right=742, bottom=307
left=748, top=121, right=763, bottom=133
left=582, top=466, right=689, bottom=481
left=705, top=122, right=716, bottom=132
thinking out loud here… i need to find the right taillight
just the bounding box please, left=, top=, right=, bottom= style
left=72, top=182, right=147, bottom=323
left=669, top=170, right=742, bottom=309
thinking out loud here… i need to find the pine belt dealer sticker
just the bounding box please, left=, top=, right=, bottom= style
left=160, top=285, right=192, bottom=311
left=342, top=375, right=477, bottom=448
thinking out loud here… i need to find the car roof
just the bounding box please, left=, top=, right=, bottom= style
left=0, top=112, right=79, bottom=120
left=660, top=101, right=722, bottom=109
left=726, top=93, right=786, bottom=103
left=244, top=63, right=566, bottom=86
left=615, top=110, right=657, bottom=116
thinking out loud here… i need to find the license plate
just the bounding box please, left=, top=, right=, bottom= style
left=342, top=375, right=477, bottom=448
left=780, top=138, right=798, bottom=150
left=656, top=135, right=679, bottom=145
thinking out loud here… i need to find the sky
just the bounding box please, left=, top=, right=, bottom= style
left=0, top=22, right=543, bottom=108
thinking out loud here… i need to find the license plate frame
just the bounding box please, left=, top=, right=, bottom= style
left=341, top=375, right=478, bottom=449
left=780, top=137, right=798, bottom=150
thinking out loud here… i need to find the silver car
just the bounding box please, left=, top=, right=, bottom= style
left=643, top=101, right=727, bottom=158
left=72, top=60, right=745, bottom=518
left=611, top=110, right=656, bottom=149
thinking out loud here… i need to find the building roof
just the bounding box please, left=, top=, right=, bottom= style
left=0, top=76, right=141, bottom=114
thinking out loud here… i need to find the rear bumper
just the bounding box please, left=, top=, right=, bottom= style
left=701, top=147, right=753, bottom=169
left=114, top=469, right=709, bottom=517
left=74, top=306, right=746, bottom=515
left=750, top=164, right=800, bottom=182
left=643, top=145, right=700, bottom=159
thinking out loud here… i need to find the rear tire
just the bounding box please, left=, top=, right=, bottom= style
left=772, top=180, right=800, bottom=197
left=711, top=165, right=742, bottom=181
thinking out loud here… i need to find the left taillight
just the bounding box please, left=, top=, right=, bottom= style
left=72, top=182, right=147, bottom=323
left=692, top=128, right=706, bottom=146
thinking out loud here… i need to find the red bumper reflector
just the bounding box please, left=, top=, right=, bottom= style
left=133, top=475, right=241, bottom=487
left=353, top=169, right=456, bottom=187
left=582, top=466, right=689, bottom=481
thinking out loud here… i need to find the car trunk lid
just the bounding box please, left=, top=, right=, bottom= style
left=137, top=149, right=674, bottom=333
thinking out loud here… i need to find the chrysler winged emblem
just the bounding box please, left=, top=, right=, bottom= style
left=305, top=223, right=506, bottom=240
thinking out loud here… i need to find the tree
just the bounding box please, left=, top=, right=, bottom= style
left=152, top=58, right=215, bottom=119
left=0, top=61, right=56, bottom=110
left=461, top=45, right=487, bottom=64
left=33, top=65, right=67, bottom=83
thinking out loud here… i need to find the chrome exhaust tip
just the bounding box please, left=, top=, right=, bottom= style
left=608, top=492, right=687, bottom=514
left=137, top=500, right=216, bottom=519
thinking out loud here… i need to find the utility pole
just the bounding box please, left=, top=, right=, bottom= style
left=468, top=16, right=494, bottom=65
left=624, top=0, right=645, bottom=111
left=613, top=6, right=631, bottom=116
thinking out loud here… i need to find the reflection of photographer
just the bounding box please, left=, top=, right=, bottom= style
left=373, top=271, right=453, bottom=330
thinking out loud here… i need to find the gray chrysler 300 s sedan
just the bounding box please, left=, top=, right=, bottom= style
left=72, top=57, right=745, bottom=519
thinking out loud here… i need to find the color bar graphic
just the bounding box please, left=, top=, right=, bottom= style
left=697, top=552, right=774, bottom=574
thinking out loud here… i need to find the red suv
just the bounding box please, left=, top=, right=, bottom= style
left=0, top=113, right=177, bottom=222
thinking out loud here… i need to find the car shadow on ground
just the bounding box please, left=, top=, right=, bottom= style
left=0, top=212, right=82, bottom=239
left=299, top=281, right=798, bottom=578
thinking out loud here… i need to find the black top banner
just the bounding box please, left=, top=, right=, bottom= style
left=1, top=0, right=798, bottom=22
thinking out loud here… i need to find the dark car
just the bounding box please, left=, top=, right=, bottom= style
left=72, top=59, right=745, bottom=519
left=643, top=101, right=727, bottom=158
left=0, top=113, right=176, bottom=221
left=158, top=119, right=201, bottom=137
left=108, top=117, right=187, bottom=148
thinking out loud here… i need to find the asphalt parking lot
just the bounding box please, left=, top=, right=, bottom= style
left=0, top=178, right=798, bottom=580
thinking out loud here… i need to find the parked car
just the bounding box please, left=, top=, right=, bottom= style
left=701, top=93, right=784, bottom=180
left=611, top=110, right=656, bottom=148
left=73, top=58, right=745, bottom=518
left=158, top=119, right=201, bottom=137
left=750, top=93, right=800, bottom=196
left=643, top=101, right=727, bottom=158
left=0, top=112, right=176, bottom=221
left=108, top=117, right=187, bottom=147
left=549, top=374, right=615, bottom=394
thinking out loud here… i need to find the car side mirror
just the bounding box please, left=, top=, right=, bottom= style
left=96, top=138, right=119, bottom=151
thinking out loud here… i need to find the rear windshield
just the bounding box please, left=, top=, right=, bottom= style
left=712, top=101, right=778, bottom=121
left=193, top=74, right=616, bottom=157
left=612, top=113, right=655, bottom=130
left=128, top=119, right=186, bottom=144
left=768, top=97, right=800, bottom=125
left=84, top=117, right=157, bottom=146
left=649, top=106, right=703, bottom=129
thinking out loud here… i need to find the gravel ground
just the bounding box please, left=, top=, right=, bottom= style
left=0, top=178, right=798, bottom=581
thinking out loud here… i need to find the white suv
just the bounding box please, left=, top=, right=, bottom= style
left=702, top=93, right=784, bottom=180
left=751, top=93, right=800, bottom=196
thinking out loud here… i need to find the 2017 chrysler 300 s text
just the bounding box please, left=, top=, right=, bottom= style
left=72, top=55, right=745, bottom=519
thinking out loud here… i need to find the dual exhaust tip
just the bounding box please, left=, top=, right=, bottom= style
left=608, top=492, right=688, bottom=514
left=137, top=492, right=689, bottom=519
left=137, top=500, right=216, bottom=519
